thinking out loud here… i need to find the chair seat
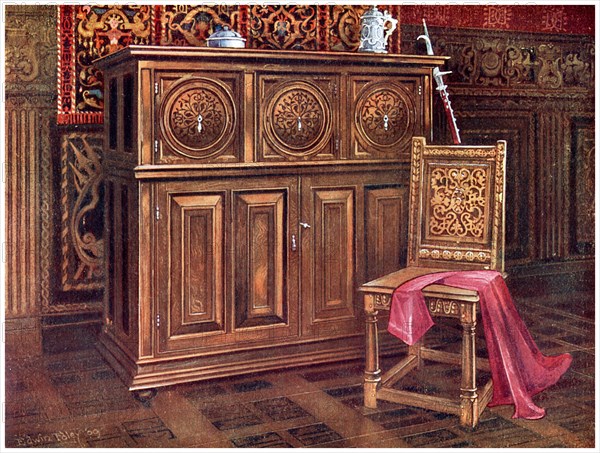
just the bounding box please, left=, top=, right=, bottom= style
left=360, top=270, right=493, bottom=427
left=360, top=266, right=481, bottom=303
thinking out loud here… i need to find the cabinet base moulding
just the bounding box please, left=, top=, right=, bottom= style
left=97, top=332, right=363, bottom=390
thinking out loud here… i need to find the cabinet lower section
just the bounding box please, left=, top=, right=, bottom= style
left=102, top=166, right=409, bottom=390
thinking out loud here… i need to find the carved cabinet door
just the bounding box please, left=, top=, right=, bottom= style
left=349, top=76, right=424, bottom=159
left=154, top=177, right=300, bottom=356
left=258, top=74, right=340, bottom=161
left=154, top=71, right=243, bottom=164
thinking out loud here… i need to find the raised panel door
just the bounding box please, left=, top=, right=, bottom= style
left=155, top=185, right=227, bottom=354
left=233, top=190, right=288, bottom=329
left=155, top=177, right=299, bottom=355
left=364, top=185, right=409, bottom=281
left=301, top=178, right=357, bottom=337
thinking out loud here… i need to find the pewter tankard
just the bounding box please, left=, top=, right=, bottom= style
left=358, top=5, right=398, bottom=53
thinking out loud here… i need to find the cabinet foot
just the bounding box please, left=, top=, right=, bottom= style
left=133, top=388, right=158, bottom=406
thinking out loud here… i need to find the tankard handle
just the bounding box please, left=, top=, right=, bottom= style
left=383, top=13, right=398, bottom=43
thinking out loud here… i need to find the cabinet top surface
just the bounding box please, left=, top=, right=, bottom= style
left=94, top=45, right=449, bottom=69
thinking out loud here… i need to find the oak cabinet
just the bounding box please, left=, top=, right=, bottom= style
left=96, top=46, right=445, bottom=391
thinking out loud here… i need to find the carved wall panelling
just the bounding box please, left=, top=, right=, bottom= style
left=566, top=115, right=595, bottom=258
left=60, top=133, right=104, bottom=292
left=5, top=97, right=44, bottom=318
left=402, top=25, right=594, bottom=93
left=537, top=112, right=564, bottom=261
left=456, top=109, right=536, bottom=265
left=51, top=127, right=105, bottom=316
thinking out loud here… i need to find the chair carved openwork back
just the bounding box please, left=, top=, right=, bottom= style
left=408, top=136, right=506, bottom=272
left=359, top=136, right=507, bottom=428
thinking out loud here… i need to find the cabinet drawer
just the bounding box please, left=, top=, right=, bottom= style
left=349, top=76, right=423, bottom=159
left=257, top=73, right=340, bottom=161
left=155, top=71, right=243, bottom=164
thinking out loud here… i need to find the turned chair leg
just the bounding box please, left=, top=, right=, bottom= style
left=460, top=303, right=479, bottom=428
left=364, top=303, right=381, bottom=409
left=408, top=338, right=424, bottom=369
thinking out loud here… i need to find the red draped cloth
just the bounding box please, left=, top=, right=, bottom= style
left=387, top=270, right=572, bottom=420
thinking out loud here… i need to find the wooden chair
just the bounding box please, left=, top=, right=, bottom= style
left=359, top=136, right=507, bottom=428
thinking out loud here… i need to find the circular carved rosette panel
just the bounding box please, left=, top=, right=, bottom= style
left=160, top=78, right=236, bottom=159
left=355, top=82, right=416, bottom=153
left=264, top=81, right=331, bottom=157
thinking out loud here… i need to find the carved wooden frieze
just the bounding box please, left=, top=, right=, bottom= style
left=364, top=293, right=393, bottom=311
left=419, top=249, right=491, bottom=263
left=427, top=298, right=460, bottom=318
left=402, top=25, right=594, bottom=93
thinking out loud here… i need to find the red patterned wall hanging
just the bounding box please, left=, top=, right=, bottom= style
left=57, top=5, right=159, bottom=124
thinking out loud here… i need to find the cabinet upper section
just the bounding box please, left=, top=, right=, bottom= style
left=95, top=46, right=448, bottom=168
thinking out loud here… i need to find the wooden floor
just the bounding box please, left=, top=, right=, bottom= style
left=4, top=290, right=595, bottom=448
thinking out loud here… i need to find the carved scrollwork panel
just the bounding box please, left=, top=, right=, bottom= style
left=60, top=133, right=105, bottom=292
left=426, top=165, right=490, bottom=242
